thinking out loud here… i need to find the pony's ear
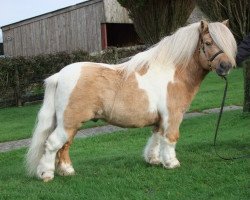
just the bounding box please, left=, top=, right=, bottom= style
left=222, top=19, right=229, bottom=28
left=199, top=20, right=208, bottom=33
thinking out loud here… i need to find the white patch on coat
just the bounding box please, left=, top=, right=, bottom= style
left=135, top=63, right=175, bottom=130
left=55, top=62, right=86, bottom=126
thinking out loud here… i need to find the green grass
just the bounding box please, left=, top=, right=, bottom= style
left=0, top=104, right=105, bottom=143
left=0, top=68, right=244, bottom=143
left=190, top=68, right=244, bottom=111
left=0, top=110, right=249, bottom=199
left=0, top=104, right=39, bottom=142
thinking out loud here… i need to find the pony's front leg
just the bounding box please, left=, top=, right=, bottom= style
left=159, top=114, right=183, bottom=169
left=37, top=128, right=67, bottom=182
left=160, top=134, right=180, bottom=169
left=144, top=129, right=161, bottom=165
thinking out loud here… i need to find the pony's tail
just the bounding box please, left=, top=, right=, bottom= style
left=26, top=73, right=59, bottom=177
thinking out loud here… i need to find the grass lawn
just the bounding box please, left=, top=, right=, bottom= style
left=189, top=67, right=243, bottom=111
left=0, top=68, right=244, bottom=143
left=0, top=104, right=105, bottom=143
left=0, top=110, right=249, bottom=199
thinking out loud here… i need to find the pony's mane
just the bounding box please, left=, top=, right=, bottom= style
left=119, top=21, right=237, bottom=75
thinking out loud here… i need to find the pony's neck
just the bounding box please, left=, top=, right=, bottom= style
left=175, top=50, right=209, bottom=92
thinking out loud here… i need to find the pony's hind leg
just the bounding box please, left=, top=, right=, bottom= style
left=37, top=127, right=68, bottom=181
left=56, top=129, right=77, bottom=176
left=144, top=129, right=161, bottom=165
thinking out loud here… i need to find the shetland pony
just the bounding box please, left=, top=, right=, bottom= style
left=26, top=20, right=237, bottom=182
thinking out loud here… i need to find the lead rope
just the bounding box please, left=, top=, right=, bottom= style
left=213, top=76, right=250, bottom=160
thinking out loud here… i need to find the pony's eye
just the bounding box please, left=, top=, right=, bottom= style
left=205, top=41, right=212, bottom=46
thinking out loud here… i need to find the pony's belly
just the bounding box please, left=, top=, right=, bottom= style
left=104, top=101, right=159, bottom=127
left=105, top=109, right=159, bottom=128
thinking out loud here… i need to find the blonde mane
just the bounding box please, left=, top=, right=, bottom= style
left=208, top=22, right=237, bottom=66
left=119, top=21, right=237, bottom=75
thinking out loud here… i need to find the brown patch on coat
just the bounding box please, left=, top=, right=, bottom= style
left=56, top=142, right=71, bottom=165
left=138, top=65, right=149, bottom=75
left=166, top=52, right=209, bottom=142
left=63, top=63, right=159, bottom=130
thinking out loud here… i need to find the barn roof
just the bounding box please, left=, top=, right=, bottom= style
left=1, top=0, right=102, bottom=30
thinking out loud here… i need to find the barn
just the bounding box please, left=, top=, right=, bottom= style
left=1, top=0, right=140, bottom=57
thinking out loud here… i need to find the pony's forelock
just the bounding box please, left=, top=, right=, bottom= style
left=208, top=22, right=237, bottom=66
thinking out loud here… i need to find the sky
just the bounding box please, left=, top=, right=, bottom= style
left=0, top=0, right=87, bottom=42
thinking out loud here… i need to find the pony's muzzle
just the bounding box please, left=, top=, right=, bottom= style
left=216, top=62, right=232, bottom=76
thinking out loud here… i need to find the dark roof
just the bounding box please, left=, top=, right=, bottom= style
left=1, top=0, right=102, bottom=30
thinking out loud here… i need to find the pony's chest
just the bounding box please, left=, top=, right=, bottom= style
left=135, top=67, right=175, bottom=113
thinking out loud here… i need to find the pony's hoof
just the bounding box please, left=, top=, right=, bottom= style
left=43, top=177, right=53, bottom=182
left=56, top=163, right=75, bottom=176
left=37, top=169, right=54, bottom=181
left=57, top=169, right=75, bottom=176
left=148, top=157, right=161, bottom=165
left=162, top=158, right=180, bottom=169
left=144, top=154, right=161, bottom=165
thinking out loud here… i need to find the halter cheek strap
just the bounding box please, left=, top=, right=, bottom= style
left=208, top=50, right=224, bottom=62
left=207, top=50, right=224, bottom=70
left=200, top=38, right=224, bottom=70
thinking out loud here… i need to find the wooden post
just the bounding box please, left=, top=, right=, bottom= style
left=14, top=66, right=22, bottom=107
left=113, top=47, right=118, bottom=63
left=101, top=23, right=108, bottom=49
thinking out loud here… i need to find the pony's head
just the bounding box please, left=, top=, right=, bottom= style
left=198, top=20, right=237, bottom=76
left=120, top=20, right=237, bottom=78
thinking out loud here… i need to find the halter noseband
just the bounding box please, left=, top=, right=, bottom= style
left=200, top=38, right=224, bottom=70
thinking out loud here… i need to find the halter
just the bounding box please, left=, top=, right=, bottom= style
left=200, top=37, right=224, bottom=70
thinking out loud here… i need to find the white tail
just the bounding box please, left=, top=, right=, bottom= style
left=26, top=73, right=59, bottom=177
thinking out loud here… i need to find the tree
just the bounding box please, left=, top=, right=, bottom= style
left=197, top=0, right=250, bottom=112
left=117, top=0, right=195, bottom=45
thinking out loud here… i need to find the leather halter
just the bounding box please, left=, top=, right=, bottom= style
left=200, top=38, right=224, bottom=70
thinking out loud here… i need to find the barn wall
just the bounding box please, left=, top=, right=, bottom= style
left=2, top=0, right=105, bottom=57
left=103, top=0, right=132, bottom=23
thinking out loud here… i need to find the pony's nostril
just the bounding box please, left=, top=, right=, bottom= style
left=220, top=62, right=231, bottom=70
left=216, top=62, right=232, bottom=76
left=220, top=62, right=227, bottom=69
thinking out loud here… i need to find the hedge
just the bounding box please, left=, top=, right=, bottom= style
left=0, top=46, right=146, bottom=108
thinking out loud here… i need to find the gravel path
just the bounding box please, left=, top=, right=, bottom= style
left=0, top=125, right=125, bottom=153
left=0, top=106, right=242, bottom=153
